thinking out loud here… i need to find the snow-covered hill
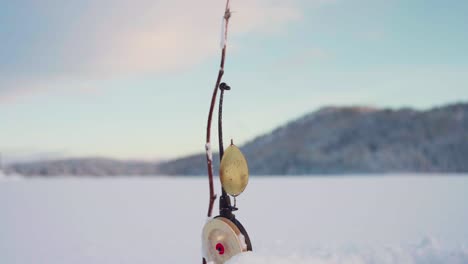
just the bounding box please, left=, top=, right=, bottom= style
left=160, top=103, right=468, bottom=175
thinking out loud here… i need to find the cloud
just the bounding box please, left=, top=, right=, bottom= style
left=88, top=0, right=303, bottom=76
left=0, top=76, right=97, bottom=103
left=0, top=0, right=310, bottom=101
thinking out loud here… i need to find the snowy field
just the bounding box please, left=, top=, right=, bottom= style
left=1, top=175, right=468, bottom=264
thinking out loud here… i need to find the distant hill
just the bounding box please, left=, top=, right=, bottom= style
left=7, top=102, right=468, bottom=176
left=8, top=158, right=160, bottom=177
left=159, top=102, right=468, bottom=175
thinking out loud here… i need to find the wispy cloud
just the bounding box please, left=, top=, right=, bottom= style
left=0, top=0, right=315, bottom=101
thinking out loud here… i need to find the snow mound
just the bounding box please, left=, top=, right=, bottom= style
left=228, top=238, right=468, bottom=264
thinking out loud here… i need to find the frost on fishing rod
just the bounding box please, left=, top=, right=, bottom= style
left=220, top=16, right=227, bottom=49
left=220, top=0, right=231, bottom=49
left=205, top=143, right=213, bottom=162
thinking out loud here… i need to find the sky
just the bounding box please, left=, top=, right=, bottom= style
left=1, top=0, right=468, bottom=162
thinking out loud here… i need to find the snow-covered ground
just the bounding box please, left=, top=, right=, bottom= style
left=1, top=175, right=467, bottom=263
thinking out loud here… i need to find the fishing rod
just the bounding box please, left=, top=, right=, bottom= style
left=202, top=1, right=252, bottom=263
left=203, top=0, right=231, bottom=219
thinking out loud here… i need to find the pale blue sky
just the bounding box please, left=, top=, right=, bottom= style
left=1, top=0, right=467, bottom=162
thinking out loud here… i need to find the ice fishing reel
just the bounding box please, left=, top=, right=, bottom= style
left=202, top=83, right=252, bottom=263
left=202, top=143, right=252, bottom=263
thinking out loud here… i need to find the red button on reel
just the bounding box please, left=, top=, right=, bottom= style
left=215, top=243, right=225, bottom=255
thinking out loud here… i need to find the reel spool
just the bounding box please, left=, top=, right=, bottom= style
left=202, top=217, right=250, bottom=263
